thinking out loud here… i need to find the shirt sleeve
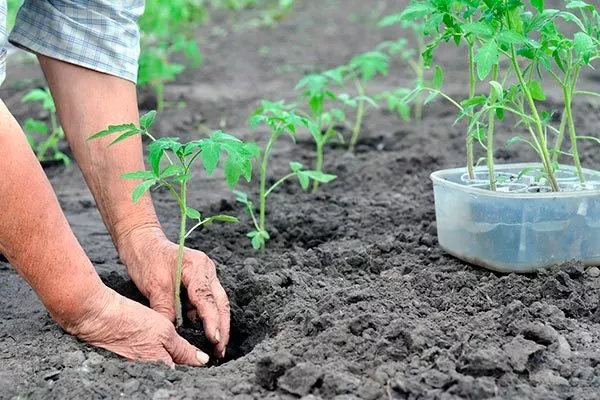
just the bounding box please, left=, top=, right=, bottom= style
left=9, top=0, right=144, bottom=83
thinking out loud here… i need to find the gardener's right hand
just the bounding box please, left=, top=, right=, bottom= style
left=60, top=285, right=210, bottom=368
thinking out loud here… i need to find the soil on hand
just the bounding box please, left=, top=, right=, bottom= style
left=3, top=1, right=600, bottom=399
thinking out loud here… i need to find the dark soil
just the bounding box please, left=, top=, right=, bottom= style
left=3, top=1, right=600, bottom=399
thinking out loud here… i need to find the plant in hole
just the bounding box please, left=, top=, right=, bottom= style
left=138, top=0, right=204, bottom=112
left=234, top=100, right=336, bottom=250
left=377, top=14, right=429, bottom=121
left=400, top=0, right=600, bottom=192
left=294, top=70, right=346, bottom=192
left=88, top=110, right=256, bottom=327
left=21, top=88, right=70, bottom=166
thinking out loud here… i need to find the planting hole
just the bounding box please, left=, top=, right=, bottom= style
left=101, top=272, right=268, bottom=366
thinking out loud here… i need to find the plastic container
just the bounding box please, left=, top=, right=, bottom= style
left=430, top=163, right=600, bottom=272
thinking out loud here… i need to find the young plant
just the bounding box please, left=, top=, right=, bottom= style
left=378, top=15, right=429, bottom=121
left=21, top=88, right=70, bottom=166
left=234, top=100, right=336, bottom=250
left=342, top=51, right=389, bottom=153
left=294, top=71, right=346, bottom=192
left=138, top=0, right=204, bottom=111
left=88, top=111, right=256, bottom=327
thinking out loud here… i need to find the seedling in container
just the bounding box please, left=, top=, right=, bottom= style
left=21, top=88, right=70, bottom=166
left=235, top=100, right=336, bottom=250
left=88, top=111, right=256, bottom=327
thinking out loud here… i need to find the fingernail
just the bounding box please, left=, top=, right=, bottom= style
left=215, top=329, right=221, bottom=343
left=220, top=347, right=227, bottom=359
left=196, top=351, right=210, bottom=365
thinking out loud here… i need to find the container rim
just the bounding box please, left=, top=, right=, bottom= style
left=430, top=163, right=600, bottom=199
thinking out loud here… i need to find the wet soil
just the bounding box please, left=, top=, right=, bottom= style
left=3, top=0, right=600, bottom=399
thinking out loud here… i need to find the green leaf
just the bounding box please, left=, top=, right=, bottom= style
left=497, top=30, right=524, bottom=47
left=224, top=158, right=243, bottom=189
left=303, top=171, right=337, bottom=183
left=109, top=130, right=143, bottom=146
left=132, top=180, right=157, bottom=202
left=527, top=80, right=546, bottom=101
left=489, top=81, right=504, bottom=102
left=88, top=123, right=140, bottom=141
left=186, top=207, right=201, bottom=220
left=122, top=170, right=156, bottom=180
left=462, top=22, right=494, bottom=37
left=205, top=215, right=239, bottom=224
left=475, top=41, right=499, bottom=81
left=139, top=110, right=157, bottom=130
left=233, top=190, right=249, bottom=205
left=573, top=32, right=594, bottom=64
left=251, top=234, right=263, bottom=250
left=530, top=0, right=544, bottom=13
left=24, top=118, right=48, bottom=135
left=433, top=66, right=443, bottom=89
left=461, top=96, right=487, bottom=108
left=399, top=3, right=436, bottom=21
left=290, top=161, right=303, bottom=172
left=297, top=171, right=310, bottom=190
left=201, top=140, right=221, bottom=175
left=160, top=164, right=184, bottom=178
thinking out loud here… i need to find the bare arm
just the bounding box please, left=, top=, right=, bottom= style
left=39, top=57, right=230, bottom=358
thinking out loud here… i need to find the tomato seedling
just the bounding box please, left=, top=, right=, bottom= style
left=378, top=14, right=429, bottom=121
left=89, top=111, right=256, bottom=327
left=138, top=0, right=204, bottom=111
left=234, top=100, right=336, bottom=250
left=294, top=71, right=346, bottom=192
left=21, top=88, right=70, bottom=167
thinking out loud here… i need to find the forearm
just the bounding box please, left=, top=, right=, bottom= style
left=38, top=56, right=164, bottom=257
left=0, top=100, right=104, bottom=327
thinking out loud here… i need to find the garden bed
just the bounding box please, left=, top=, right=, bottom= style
left=2, top=1, right=600, bottom=399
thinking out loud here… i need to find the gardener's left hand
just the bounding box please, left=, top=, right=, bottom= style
left=117, top=226, right=230, bottom=359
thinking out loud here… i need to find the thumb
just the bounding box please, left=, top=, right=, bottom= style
left=150, top=293, right=176, bottom=322
left=164, top=328, right=210, bottom=367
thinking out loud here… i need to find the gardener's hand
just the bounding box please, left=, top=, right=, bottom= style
left=64, top=285, right=210, bottom=367
left=118, top=226, right=230, bottom=359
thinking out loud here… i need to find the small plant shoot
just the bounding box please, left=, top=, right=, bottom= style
left=88, top=111, right=256, bottom=327
left=235, top=100, right=336, bottom=250
left=21, top=88, right=70, bottom=166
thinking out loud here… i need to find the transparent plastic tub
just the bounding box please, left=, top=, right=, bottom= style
left=430, top=163, right=600, bottom=272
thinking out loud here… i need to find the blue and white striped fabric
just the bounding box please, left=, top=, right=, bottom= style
left=0, top=0, right=144, bottom=85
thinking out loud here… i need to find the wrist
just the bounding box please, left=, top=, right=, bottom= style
left=116, top=223, right=167, bottom=267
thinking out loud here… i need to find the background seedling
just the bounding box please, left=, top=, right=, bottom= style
left=294, top=71, right=346, bottom=192
left=138, top=0, right=204, bottom=112
left=235, top=100, right=336, bottom=250
left=21, top=88, right=70, bottom=166
left=377, top=14, right=428, bottom=121
left=89, top=111, right=256, bottom=327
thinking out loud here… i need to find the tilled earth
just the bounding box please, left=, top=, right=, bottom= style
left=3, top=1, right=600, bottom=399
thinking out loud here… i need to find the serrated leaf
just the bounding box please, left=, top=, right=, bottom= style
left=531, top=0, right=544, bottom=13
left=527, top=80, right=546, bottom=101
left=185, top=207, right=201, bottom=220
left=122, top=170, right=156, bottom=180
left=109, top=130, right=142, bottom=146
left=88, top=123, right=139, bottom=141
left=160, top=164, right=184, bottom=178
left=462, top=22, right=494, bottom=37
left=201, top=140, right=221, bottom=175
left=132, top=180, right=157, bottom=202
left=140, top=110, right=157, bottom=130
left=489, top=81, right=504, bottom=102
left=475, top=41, right=499, bottom=81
